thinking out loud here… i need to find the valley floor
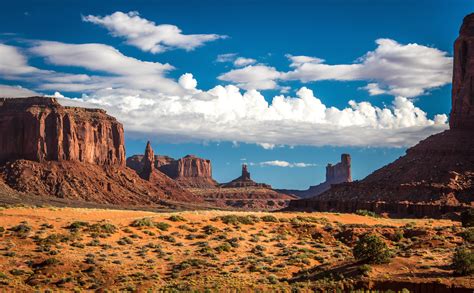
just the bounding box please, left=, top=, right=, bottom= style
left=0, top=206, right=472, bottom=291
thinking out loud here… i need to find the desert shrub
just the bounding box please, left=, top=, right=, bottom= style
left=357, top=264, right=372, bottom=276
left=461, top=209, right=474, bottom=228
left=461, top=228, right=474, bottom=243
left=202, top=225, right=219, bottom=235
left=117, top=237, right=133, bottom=245
left=215, top=242, right=232, bottom=253
left=9, top=269, right=27, bottom=276
left=267, top=274, right=278, bottom=284
left=66, top=221, right=89, bottom=231
left=37, top=258, right=60, bottom=268
left=227, top=237, right=240, bottom=248
left=88, top=223, right=117, bottom=234
left=0, top=226, right=5, bottom=233
left=218, top=215, right=259, bottom=225
left=9, top=223, right=32, bottom=237
left=392, top=230, right=404, bottom=242
left=452, top=246, right=474, bottom=276
left=353, top=234, right=391, bottom=264
left=355, top=210, right=380, bottom=218
left=130, top=218, right=155, bottom=227
left=158, top=235, right=176, bottom=243
left=261, top=215, right=279, bottom=222
left=155, top=222, right=171, bottom=231
left=168, top=215, right=186, bottom=222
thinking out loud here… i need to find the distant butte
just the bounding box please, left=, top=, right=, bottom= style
left=279, top=154, right=352, bottom=198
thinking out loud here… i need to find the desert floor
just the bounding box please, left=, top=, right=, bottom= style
left=0, top=206, right=473, bottom=291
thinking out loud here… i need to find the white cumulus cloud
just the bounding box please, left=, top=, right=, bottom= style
left=83, top=11, right=226, bottom=53
left=219, top=39, right=453, bottom=97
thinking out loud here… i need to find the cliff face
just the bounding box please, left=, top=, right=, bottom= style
left=0, top=97, right=125, bottom=166
left=451, top=13, right=474, bottom=129
left=127, top=148, right=218, bottom=188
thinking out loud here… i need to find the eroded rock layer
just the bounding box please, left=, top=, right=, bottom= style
left=0, top=97, right=125, bottom=166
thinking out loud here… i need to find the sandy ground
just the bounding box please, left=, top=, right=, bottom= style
left=0, top=207, right=472, bottom=291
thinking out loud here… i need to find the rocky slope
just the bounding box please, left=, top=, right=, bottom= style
left=280, top=154, right=352, bottom=198
left=0, top=97, right=197, bottom=206
left=289, top=14, right=474, bottom=218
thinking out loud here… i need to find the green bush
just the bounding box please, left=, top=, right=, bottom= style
left=461, top=209, right=474, bottom=228
left=67, top=221, right=89, bottom=231
left=130, top=218, right=155, bottom=227
left=155, top=222, right=171, bottom=231
left=461, top=228, right=474, bottom=243
left=218, top=215, right=259, bottom=225
left=261, top=215, right=279, bottom=222
left=357, top=264, right=372, bottom=276
left=353, top=234, right=391, bottom=264
left=168, top=215, right=186, bottom=222
left=452, top=246, right=474, bottom=276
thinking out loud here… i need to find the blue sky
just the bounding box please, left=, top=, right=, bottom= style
left=0, top=0, right=473, bottom=188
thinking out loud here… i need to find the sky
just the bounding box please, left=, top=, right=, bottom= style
left=0, top=0, right=472, bottom=189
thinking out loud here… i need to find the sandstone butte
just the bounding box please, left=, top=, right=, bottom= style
left=0, top=97, right=199, bottom=206
left=278, top=154, right=352, bottom=199
left=288, top=14, right=474, bottom=218
left=127, top=144, right=218, bottom=189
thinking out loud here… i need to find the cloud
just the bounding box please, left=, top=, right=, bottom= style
left=234, top=57, right=256, bottom=67
left=0, top=84, right=39, bottom=97
left=216, top=54, right=257, bottom=67
left=253, top=160, right=317, bottom=168
left=83, top=11, right=226, bottom=53
left=77, top=84, right=447, bottom=148
left=257, top=143, right=276, bottom=150
left=28, top=41, right=183, bottom=94
left=218, top=65, right=282, bottom=90
left=216, top=53, right=237, bottom=63
left=219, top=39, right=453, bottom=97
left=0, top=42, right=449, bottom=148
left=178, top=73, right=197, bottom=90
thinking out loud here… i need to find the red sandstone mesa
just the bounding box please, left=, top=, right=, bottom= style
left=0, top=97, right=125, bottom=166
left=0, top=97, right=197, bottom=205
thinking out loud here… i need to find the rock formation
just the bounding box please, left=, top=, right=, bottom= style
left=451, top=13, right=474, bottom=129
left=0, top=97, right=198, bottom=205
left=127, top=149, right=218, bottom=188
left=279, top=154, right=352, bottom=198
left=288, top=14, right=474, bottom=218
left=220, top=164, right=272, bottom=188
left=0, top=97, right=125, bottom=166
left=139, top=141, right=155, bottom=181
